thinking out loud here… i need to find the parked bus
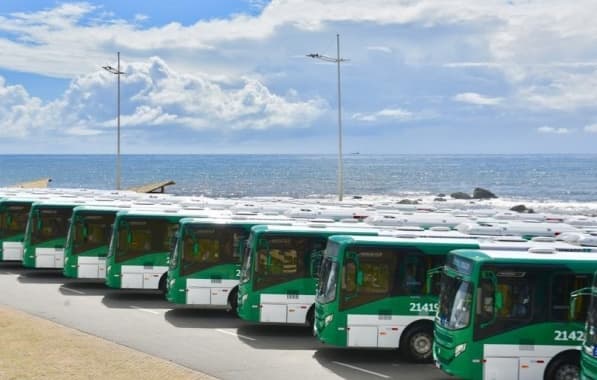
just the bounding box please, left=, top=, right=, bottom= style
left=63, top=205, right=127, bottom=279
left=166, top=216, right=295, bottom=310
left=22, top=199, right=89, bottom=268
left=0, top=196, right=49, bottom=261
left=105, top=208, right=229, bottom=291
left=433, top=247, right=597, bottom=380
left=237, top=224, right=393, bottom=327
left=314, top=235, right=597, bottom=362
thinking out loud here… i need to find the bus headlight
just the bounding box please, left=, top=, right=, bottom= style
left=454, top=343, right=466, bottom=357
left=324, top=314, right=334, bottom=326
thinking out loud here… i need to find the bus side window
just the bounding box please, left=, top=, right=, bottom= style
left=551, top=274, right=590, bottom=322
left=342, top=261, right=357, bottom=294
left=476, top=279, right=495, bottom=325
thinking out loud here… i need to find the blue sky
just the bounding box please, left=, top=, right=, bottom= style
left=0, top=1, right=596, bottom=154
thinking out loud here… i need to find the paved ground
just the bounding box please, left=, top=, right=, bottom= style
left=0, top=262, right=451, bottom=380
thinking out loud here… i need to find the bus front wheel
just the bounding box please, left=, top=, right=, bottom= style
left=228, top=288, right=239, bottom=317
left=544, top=351, right=580, bottom=380
left=158, top=275, right=167, bottom=295
left=400, top=324, right=433, bottom=363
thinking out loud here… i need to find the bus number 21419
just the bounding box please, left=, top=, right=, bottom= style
left=409, top=303, right=438, bottom=313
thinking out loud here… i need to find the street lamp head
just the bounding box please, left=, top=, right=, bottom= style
left=102, top=65, right=124, bottom=75
left=306, top=53, right=320, bottom=58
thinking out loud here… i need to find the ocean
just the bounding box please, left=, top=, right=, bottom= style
left=1, top=154, right=596, bottom=202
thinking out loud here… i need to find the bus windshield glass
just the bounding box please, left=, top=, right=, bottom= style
left=254, top=235, right=327, bottom=290
left=30, top=207, right=72, bottom=245
left=239, top=236, right=253, bottom=284
left=114, top=218, right=178, bottom=263
left=437, top=274, right=473, bottom=330
left=179, top=225, right=246, bottom=276
left=317, top=257, right=338, bottom=304
left=71, top=213, right=115, bottom=255
left=586, top=279, right=597, bottom=347
left=0, top=204, right=30, bottom=238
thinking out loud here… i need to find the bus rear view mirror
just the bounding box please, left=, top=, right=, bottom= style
left=310, top=250, right=324, bottom=278
left=357, top=270, right=364, bottom=286
left=495, top=291, right=504, bottom=310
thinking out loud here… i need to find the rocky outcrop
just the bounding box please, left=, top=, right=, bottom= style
left=398, top=199, right=419, bottom=204
left=472, top=187, right=497, bottom=199
left=510, top=204, right=535, bottom=213
left=450, top=192, right=472, bottom=200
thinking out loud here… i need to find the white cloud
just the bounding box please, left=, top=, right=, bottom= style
left=0, top=77, right=45, bottom=137
left=352, top=108, right=414, bottom=122
left=367, top=46, right=392, bottom=54
left=584, top=124, right=597, bottom=133
left=453, top=92, right=502, bottom=106
left=0, top=57, right=327, bottom=138
left=537, top=126, right=572, bottom=134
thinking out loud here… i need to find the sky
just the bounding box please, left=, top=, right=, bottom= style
left=0, top=1, right=596, bottom=154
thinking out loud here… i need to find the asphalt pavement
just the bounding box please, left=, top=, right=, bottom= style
left=0, top=262, right=451, bottom=380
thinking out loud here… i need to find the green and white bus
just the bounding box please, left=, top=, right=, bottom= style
left=105, top=208, right=227, bottom=291
left=237, top=224, right=392, bottom=326
left=312, top=236, right=591, bottom=362
left=0, top=196, right=47, bottom=261
left=433, top=247, right=597, bottom=380
left=22, top=199, right=89, bottom=268
left=63, top=205, right=127, bottom=279
left=166, top=216, right=295, bottom=310
left=314, top=235, right=482, bottom=362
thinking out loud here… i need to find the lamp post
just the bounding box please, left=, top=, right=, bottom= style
left=307, top=34, right=348, bottom=201
left=102, top=52, right=125, bottom=190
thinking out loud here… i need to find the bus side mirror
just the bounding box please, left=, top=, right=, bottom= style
left=82, top=224, right=89, bottom=239
left=495, top=291, right=503, bottom=310
left=569, top=287, right=592, bottom=321
left=193, top=242, right=199, bottom=256
left=426, top=266, right=444, bottom=295
left=356, top=270, right=364, bottom=286
left=310, top=250, right=324, bottom=278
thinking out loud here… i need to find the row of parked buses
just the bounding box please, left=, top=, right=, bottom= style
left=3, top=188, right=597, bottom=379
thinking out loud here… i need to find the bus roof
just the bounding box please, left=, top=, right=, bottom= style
left=179, top=215, right=294, bottom=226
left=329, top=234, right=597, bottom=252
left=115, top=208, right=231, bottom=219
left=450, top=248, right=597, bottom=264
left=250, top=223, right=386, bottom=235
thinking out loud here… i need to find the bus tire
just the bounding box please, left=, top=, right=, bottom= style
left=306, top=306, right=315, bottom=330
left=228, top=288, right=239, bottom=317
left=158, top=274, right=168, bottom=295
left=544, top=351, right=580, bottom=380
left=399, top=323, right=434, bottom=363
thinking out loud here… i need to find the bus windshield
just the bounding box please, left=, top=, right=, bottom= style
left=437, top=274, right=473, bottom=330
left=239, top=236, right=252, bottom=284
left=316, top=257, right=338, bottom=304
left=113, top=218, right=178, bottom=263
left=0, top=204, right=30, bottom=238
left=586, top=281, right=597, bottom=348
left=71, top=213, right=115, bottom=255
left=178, top=225, right=245, bottom=276
left=254, top=235, right=326, bottom=290
left=30, top=207, right=72, bottom=245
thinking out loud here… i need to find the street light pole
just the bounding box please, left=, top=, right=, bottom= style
left=102, top=52, right=125, bottom=190
left=307, top=34, right=348, bottom=201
